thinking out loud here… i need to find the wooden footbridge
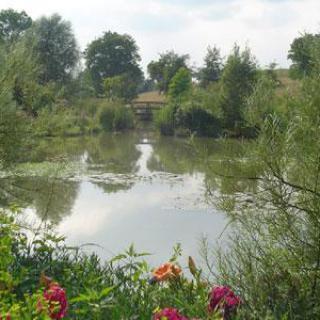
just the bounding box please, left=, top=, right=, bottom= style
left=131, top=91, right=165, bottom=120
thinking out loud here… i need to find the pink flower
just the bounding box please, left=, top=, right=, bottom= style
left=153, top=308, right=189, bottom=320
left=208, top=285, right=241, bottom=319
left=43, top=283, right=68, bottom=319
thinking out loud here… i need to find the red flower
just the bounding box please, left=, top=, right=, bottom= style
left=153, top=308, right=189, bottom=320
left=38, top=274, right=67, bottom=319
left=41, top=282, right=67, bottom=319
left=0, top=313, right=11, bottom=320
left=208, top=285, right=241, bottom=319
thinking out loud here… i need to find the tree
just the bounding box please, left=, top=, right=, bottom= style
left=85, top=31, right=142, bottom=96
left=168, top=67, right=192, bottom=101
left=0, top=44, right=29, bottom=166
left=33, top=14, right=79, bottom=84
left=215, top=59, right=320, bottom=319
left=104, top=72, right=141, bottom=102
left=198, top=46, right=223, bottom=87
left=1, top=33, right=55, bottom=116
left=147, top=51, right=189, bottom=93
left=288, top=32, right=320, bottom=78
left=220, top=44, right=258, bottom=131
left=0, top=9, right=32, bottom=44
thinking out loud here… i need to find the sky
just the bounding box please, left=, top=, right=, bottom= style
left=0, top=0, right=319, bottom=71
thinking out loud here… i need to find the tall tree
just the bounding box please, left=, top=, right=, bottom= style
left=168, top=67, right=192, bottom=102
left=147, top=51, right=189, bottom=93
left=220, top=44, right=258, bottom=130
left=0, top=43, right=30, bottom=166
left=198, top=46, right=223, bottom=87
left=288, top=32, right=320, bottom=79
left=85, top=31, right=142, bottom=96
left=0, top=9, right=32, bottom=44
left=33, top=14, right=79, bottom=84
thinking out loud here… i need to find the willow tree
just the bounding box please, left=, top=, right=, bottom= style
left=213, top=45, right=320, bottom=319
left=32, top=14, right=79, bottom=84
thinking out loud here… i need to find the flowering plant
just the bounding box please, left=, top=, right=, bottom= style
left=39, top=274, right=68, bottom=319
left=151, top=263, right=182, bottom=282
left=153, top=308, right=188, bottom=320
left=208, top=285, right=241, bottom=319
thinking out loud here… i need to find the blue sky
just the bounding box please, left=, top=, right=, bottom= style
left=0, top=0, right=319, bottom=70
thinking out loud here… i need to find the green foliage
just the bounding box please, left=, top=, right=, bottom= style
left=213, top=53, right=320, bottom=319
left=0, top=9, right=32, bottom=44
left=220, top=44, right=258, bottom=131
left=155, top=84, right=223, bottom=137
left=99, top=102, right=134, bottom=132
left=85, top=31, right=142, bottom=95
left=176, top=104, right=221, bottom=137
left=244, top=71, right=280, bottom=129
left=288, top=32, right=320, bottom=79
left=104, top=73, right=138, bottom=102
left=0, top=93, right=28, bottom=167
left=32, top=14, right=79, bottom=84
left=198, top=46, right=223, bottom=87
left=33, top=106, right=80, bottom=137
left=32, top=98, right=136, bottom=137
left=148, top=51, right=189, bottom=93
left=0, top=41, right=34, bottom=167
left=154, top=105, right=176, bottom=136
left=168, top=67, right=192, bottom=102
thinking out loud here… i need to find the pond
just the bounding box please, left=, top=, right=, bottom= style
left=0, top=131, right=256, bottom=267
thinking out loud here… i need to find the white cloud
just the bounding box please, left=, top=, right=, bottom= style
left=0, top=0, right=319, bottom=70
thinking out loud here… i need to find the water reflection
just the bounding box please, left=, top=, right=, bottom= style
left=0, top=176, right=79, bottom=224
left=0, top=132, right=257, bottom=263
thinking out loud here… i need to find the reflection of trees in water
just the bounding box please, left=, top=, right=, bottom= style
left=92, top=181, right=134, bottom=194
left=0, top=176, right=79, bottom=224
left=27, top=133, right=142, bottom=175
left=148, top=137, right=260, bottom=196
left=0, top=133, right=143, bottom=222
left=204, top=161, right=260, bottom=196
left=147, top=137, right=199, bottom=174
left=20, top=137, right=88, bottom=163
left=85, top=134, right=141, bottom=174
left=203, top=142, right=262, bottom=203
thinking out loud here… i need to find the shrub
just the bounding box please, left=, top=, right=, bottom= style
left=177, top=104, right=221, bottom=137
left=154, top=105, right=175, bottom=136
left=99, top=103, right=134, bottom=132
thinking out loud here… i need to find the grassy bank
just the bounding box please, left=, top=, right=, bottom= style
left=31, top=98, right=135, bottom=137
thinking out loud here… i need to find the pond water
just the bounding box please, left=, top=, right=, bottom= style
left=1, top=131, right=255, bottom=267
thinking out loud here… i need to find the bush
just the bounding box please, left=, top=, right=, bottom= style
left=99, top=103, right=134, bottom=132
left=33, top=106, right=79, bottom=137
left=154, top=105, right=175, bottom=136
left=177, top=104, right=221, bottom=137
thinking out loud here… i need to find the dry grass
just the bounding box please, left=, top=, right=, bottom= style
left=134, top=70, right=301, bottom=104
left=275, top=69, right=301, bottom=97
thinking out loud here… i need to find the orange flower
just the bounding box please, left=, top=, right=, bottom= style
left=152, top=263, right=182, bottom=282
